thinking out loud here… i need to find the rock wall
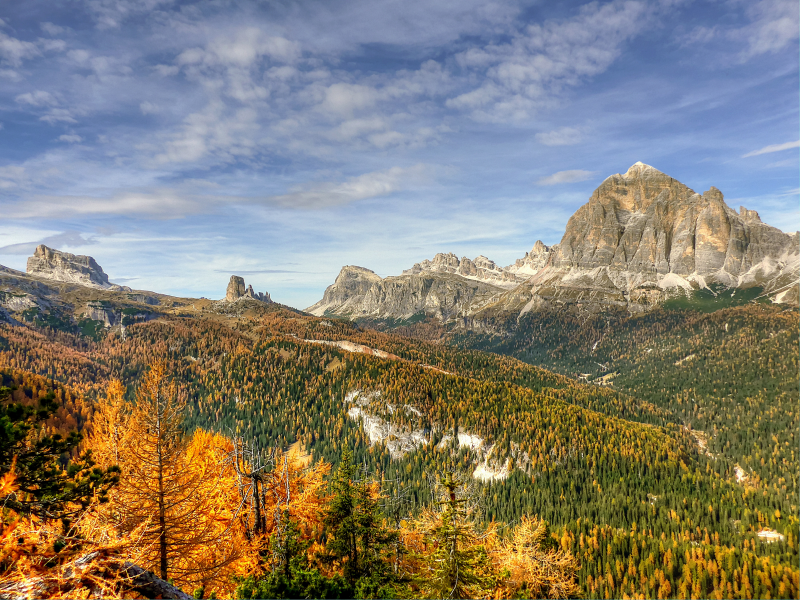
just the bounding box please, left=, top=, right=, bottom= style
left=26, top=245, right=117, bottom=289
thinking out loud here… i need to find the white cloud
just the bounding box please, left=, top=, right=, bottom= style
left=447, top=0, right=653, bottom=121
left=742, top=140, right=799, bottom=157
left=740, top=0, right=799, bottom=58
left=154, top=101, right=260, bottom=164
left=140, top=101, right=159, bottom=115
left=40, top=109, right=77, bottom=124
left=537, top=169, right=597, bottom=185
left=319, top=83, right=379, bottom=116
left=84, top=0, right=175, bottom=29
left=4, top=190, right=201, bottom=219
left=0, top=165, right=27, bottom=190
left=266, top=165, right=435, bottom=209
left=16, top=90, right=58, bottom=106
left=177, top=29, right=300, bottom=68
left=0, top=31, right=39, bottom=66
left=0, top=230, right=97, bottom=255
left=536, top=126, right=583, bottom=146
left=40, top=22, right=67, bottom=36
left=58, top=134, right=83, bottom=143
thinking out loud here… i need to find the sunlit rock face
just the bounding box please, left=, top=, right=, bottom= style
left=404, top=253, right=525, bottom=289
left=554, top=162, right=795, bottom=279
left=26, top=245, right=127, bottom=290
left=225, top=275, right=271, bottom=303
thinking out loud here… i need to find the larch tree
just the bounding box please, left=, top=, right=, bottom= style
left=93, top=362, right=252, bottom=592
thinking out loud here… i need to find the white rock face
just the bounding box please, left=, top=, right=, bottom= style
left=344, top=389, right=512, bottom=481
left=505, top=240, right=555, bottom=277
left=403, top=253, right=526, bottom=289
left=26, top=245, right=128, bottom=290
left=344, top=390, right=429, bottom=459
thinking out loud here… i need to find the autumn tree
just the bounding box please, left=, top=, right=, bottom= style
left=495, top=515, right=580, bottom=599
left=0, top=383, right=118, bottom=528
left=91, top=363, right=253, bottom=593
left=413, top=472, right=491, bottom=599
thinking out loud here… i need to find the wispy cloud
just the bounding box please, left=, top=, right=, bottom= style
left=537, top=170, right=597, bottom=185
left=0, top=230, right=97, bottom=255
left=266, top=165, right=436, bottom=209
left=536, top=127, right=583, bottom=146
left=742, top=140, right=799, bottom=157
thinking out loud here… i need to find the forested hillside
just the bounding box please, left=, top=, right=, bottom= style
left=0, top=301, right=797, bottom=598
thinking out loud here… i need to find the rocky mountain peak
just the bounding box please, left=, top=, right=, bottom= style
left=225, top=275, right=271, bottom=303
left=403, top=253, right=523, bottom=289
left=26, top=245, right=127, bottom=290
left=506, top=240, right=555, bottom=277
left=532, top=240, right=548, bottom=254
left=739, top=206, right=762, bottom=223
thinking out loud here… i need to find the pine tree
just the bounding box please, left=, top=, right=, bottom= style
left=0, top=383, right=118, bottom=527
left=100, top=363, right=247, bottom=587
left=414, top=472, right=490, bottom=599
left=320, top=449, right=400, bottom=597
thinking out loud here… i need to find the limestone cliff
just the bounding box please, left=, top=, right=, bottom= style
left=403, top=253, right=525, bottom=288
left=306, top=267, right=504, bottom=321
left=507, top=162, right=799, bottom=313
left=306, top=266, right=382, bottom=316
left=26, top=245, right=128, bottom=290
left=505, top=241, right=555, bottom=277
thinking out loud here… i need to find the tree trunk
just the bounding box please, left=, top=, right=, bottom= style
left=157, top=399, right=168, bottom=580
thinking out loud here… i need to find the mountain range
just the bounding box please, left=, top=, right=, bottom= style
left=307, top=162, right=799, bottom=324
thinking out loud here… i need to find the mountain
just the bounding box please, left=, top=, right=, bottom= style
left=1, top=248, right=277, bottom=334
left=307, top=163, right=799, bottom=322
left=0, top=218, right=797, bottom=599
left=306, top=265, right=505, bottom=321
left=26, top=244, right=130, bottom=291
left=224, top=275, right=272, bottom=303
left=402, top=253, right=526, bottom=288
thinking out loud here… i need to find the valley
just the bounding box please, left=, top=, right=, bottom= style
left=0, top=162, right=797, bottom=599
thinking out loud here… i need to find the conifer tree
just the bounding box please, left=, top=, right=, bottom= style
left=101, top=363, right=248, bottom=587
left=320, top=449, right=400, bottom=597
left=0, top=383, right=118, bottom=527
left=414, top=472, right=490, bottom=599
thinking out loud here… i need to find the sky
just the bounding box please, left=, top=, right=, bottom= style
left=0, top=0, right=797, bottom=309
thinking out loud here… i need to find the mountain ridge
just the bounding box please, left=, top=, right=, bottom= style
left=307, top=162, right=799, bottom=322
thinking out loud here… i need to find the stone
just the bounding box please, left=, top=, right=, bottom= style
left=309, top=162, right=799, bottom=321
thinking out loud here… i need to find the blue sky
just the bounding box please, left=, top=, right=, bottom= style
left=0, top=0, right=797, bottom=309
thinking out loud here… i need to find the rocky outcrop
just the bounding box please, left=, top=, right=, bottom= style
left=83, top=302, right=119, bottom=326
left=307, top=268, right=505, bottom=321
left=0, top=549, right=193, bottom=600
left=403, top=253, right=525, bottom=289
left=224, top=275, right=271, bottom=303
left=506, top=162, right=799, bottom=312
left=25, top=245, right=128, bottom=290
left=505, top=240, right=555, bottom=277
left=306, top=266, right=382, bottom=316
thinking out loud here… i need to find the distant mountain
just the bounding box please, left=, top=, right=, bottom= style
left=307, top=162, right=799, bottom=322
left=1, top=248, right=276, bottom=333
left=26, top=244, right=130, bottom=291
